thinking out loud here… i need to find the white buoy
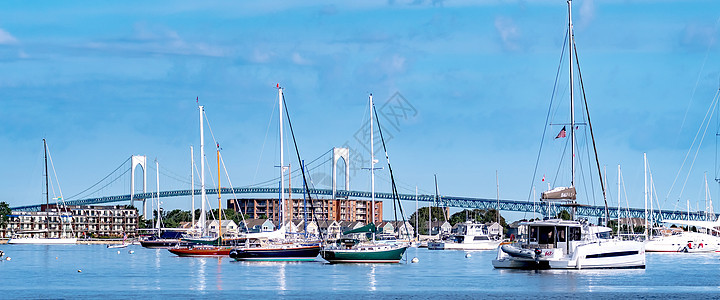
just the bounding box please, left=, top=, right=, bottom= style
left=465, top=253, right=471, bottom=258
left=411, top=257, right=419, bottom=263
left=128, top=250, right=134, bottom=254
left=6, top=257, right=11, bottom=261
left=77, top=269, right=82, bottom=273
left=117, top=251, right=121, bottom=254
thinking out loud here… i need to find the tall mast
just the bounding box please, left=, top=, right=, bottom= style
left=644, top=153, right=648, bottom=238
left=217, top=144, right=222, bottom=240
left=155, top=159, right=161, bottom=230
left=568, top=0, right=575, bottom=187
left=279, top=85, right=285, bottom=227
left=44, top=138, right=49, bottom=238
left=199, top=105, right=207, bottom=236
left=370, top=94, right=376, bottom=225
left=415, top=186, right=418, bottom=240
left=496, top=170, right=500, bottom=224
left=191, top=146, right=195, bottom=230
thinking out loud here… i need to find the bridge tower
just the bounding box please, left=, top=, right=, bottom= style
left=130, top=155, right=147, bottom=216
left=332, top=147, right=350, bottom=199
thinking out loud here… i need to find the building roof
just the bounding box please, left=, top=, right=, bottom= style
left=242, top=218, right=270, bottom=228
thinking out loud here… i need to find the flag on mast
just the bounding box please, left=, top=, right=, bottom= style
left=555, top=126, right=567, bottom=139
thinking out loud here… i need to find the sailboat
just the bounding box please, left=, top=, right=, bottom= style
left=169, top=104, right=233, bottom=257
left=229, top=84, right=321, bottom=262
left=8, top=139, right=77, bottom=245
left=140, top=159, right=191, bottom=249
left=492, top=0, right=645, bottom=269
left=320, top=94, right=409, bottom=263
left=645, top=170, right=720, bottom=252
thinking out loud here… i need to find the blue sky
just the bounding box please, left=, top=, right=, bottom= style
left=1, top=0, right=720, bottom=221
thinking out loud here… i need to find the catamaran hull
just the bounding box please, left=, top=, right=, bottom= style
left=8, top=238, right=77, bottom=245
left=428, top=241, right=502, bottom=251
left=493, top=241, right=646, bottom=270
left=229, top=245, right=321, bottom=261
left=320, top=246, right=408, bottom=263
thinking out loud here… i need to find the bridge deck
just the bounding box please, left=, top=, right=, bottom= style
left=11, top=187, right=718, bottom=221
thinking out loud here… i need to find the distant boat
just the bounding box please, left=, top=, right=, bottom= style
left=107, top=243, right=130, bottom=249
left=168, top=245, right=233, bottom=257
left=8, top=139, right=77, bottom=245
left=428, top=221, right=503, bottom=251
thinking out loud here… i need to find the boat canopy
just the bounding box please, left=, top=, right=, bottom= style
left=343, top=223, right=376, bottom=235
left=660, top=219, right=720, bottom=233
left=541, top=186, right=576, bottom=200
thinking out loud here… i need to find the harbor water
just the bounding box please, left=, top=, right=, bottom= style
left=2, top=244, right=719, bottom=298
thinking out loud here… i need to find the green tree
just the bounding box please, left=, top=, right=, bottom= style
left=556, top=210, right=572, bottom=220
left=409, top=206, right=448, bottom=235
left=0, top=201, right=11, bottom=230
left=448, top=208, right=507, bottom=229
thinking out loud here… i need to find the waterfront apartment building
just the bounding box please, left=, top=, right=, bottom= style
left=227, top=198, right=383, bottom=224
left=5, top=204, right=139, bottom=238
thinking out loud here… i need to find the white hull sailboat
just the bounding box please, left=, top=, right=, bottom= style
left=8, top=236, right=77, bottom=245
left=8, top=139, right=76, bottom=245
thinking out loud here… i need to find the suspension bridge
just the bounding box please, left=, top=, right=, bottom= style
left=9, top=150, right=719, bottom=222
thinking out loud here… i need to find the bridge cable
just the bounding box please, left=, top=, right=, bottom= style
left=65, top=157, right=131, bottom=200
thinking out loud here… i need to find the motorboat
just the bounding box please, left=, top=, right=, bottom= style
left=428, top=221, right=503, bottom=251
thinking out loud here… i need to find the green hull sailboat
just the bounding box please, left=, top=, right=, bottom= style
left=320, top=238, right=407, bottom=263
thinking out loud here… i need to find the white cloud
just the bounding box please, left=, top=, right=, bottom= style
left=578, top=0, right=595, bottom=28
left=494, top=16, right=521, bottom=52
left=0, top=28, right=18, bottom=45
left=291, top=52, right=312, bottom=65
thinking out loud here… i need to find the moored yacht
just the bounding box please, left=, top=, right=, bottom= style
left=492, top=219, right=645, bottom=269
left=428, top=221, right=503, bottom=251
left=493, top=0, right=645, bottom=270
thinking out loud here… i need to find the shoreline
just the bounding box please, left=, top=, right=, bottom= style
left=0, top=238, right=135, bottom=245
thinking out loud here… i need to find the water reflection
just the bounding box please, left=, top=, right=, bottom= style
left=191, top=257, right=207, bottom=291
left=278, top=262, right=286, bottom=291
left=216, top=257, right=223, bottom=291
left=368, top=265, right=376, bottom=291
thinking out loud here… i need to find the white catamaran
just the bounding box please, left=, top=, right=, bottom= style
left=492, top=0, right=645, bottom=269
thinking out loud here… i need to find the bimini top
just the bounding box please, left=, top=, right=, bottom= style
left=519, top=219, right=582, bottom=227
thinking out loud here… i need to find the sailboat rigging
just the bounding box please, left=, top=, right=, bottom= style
left=320, top=94, right=409, bottom=264
left=8, top=139, right=77, bottom=244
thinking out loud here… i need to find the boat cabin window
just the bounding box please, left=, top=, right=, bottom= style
left=569, top=227, right=581, bottom=241
left=473, top=236, right=490, bottom=241
left=556, top=227, right=566, bottom=242
left=537, top=226, right=555, bottom=245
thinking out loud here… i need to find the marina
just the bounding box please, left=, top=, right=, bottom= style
left=1, top=244, right=719, bottom=298
left=3, top=0, right=720, bottom=298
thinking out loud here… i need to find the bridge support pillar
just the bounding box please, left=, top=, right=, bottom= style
left=332, top=147, right=350, bottom=199
left=130, top=155, right=147, bottom=216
